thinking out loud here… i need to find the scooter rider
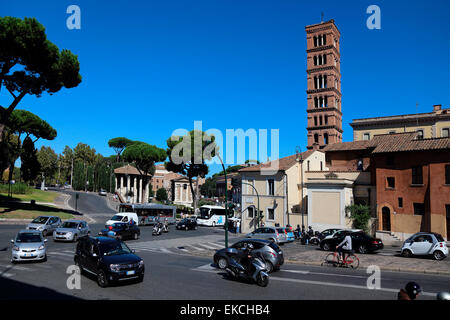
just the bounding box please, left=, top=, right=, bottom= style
left=398, top=282, right=422, bottom=300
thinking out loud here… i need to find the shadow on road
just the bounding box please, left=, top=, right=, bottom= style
left=0, top=277, right=82, bottom=300
left=0, top=201, right=83, bottom=217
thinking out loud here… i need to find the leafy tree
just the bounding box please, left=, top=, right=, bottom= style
left=200, top=176, right=217, bottom=198
left=122, top=142, right=166, bottom=203
left=20, top=136, right=40, bottom=183
left=108, top=137, right=133, bottom=162
left=345, top=204, right=371, bottom=233
left=156, top=188, right=168, bottom=202
left=165, top=130, right=217, bottom=211
left=0, top=17, right=81, bottom=139
left=37, top=146, right=58, bottom=189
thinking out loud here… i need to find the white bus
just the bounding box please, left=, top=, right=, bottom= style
left=197, top=205, right=232, bottom=227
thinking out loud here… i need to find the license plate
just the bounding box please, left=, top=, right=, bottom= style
left=126, top=270, right=135, bottom=276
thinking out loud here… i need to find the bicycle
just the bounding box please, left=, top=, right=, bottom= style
left=322, top=250, right=360, bottom=269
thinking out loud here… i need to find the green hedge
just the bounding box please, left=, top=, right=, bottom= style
left=0, top=182, right=32, bottom=195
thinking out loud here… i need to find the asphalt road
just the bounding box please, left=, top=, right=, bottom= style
left=1, top=191, right=449, bottom=300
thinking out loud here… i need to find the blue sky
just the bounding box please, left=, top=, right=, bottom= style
left=2, top=0, right=450, bottom=175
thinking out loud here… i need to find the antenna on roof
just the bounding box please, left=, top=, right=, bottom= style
left=321, top=12, right=324, bottom=23
left=416, top=102, right=419, bottom=128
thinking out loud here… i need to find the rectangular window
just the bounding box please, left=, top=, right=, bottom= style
left=442, top=128, right=449, bottom=138
left=413, top=203, right=425, bottom=216
left=446, top=204, right=450, bottom=218
left=446, top=165, right=450, bottom=185
left=412, top=166, right=423, bottom=185
left=416, top=129, right=424, bottom=140
left=247, top=206, right=254, bottom=218
left=387, top=177, right=395, bottom=189
left=267, top=208, right=275, bottom=220
left=398, top=197, right=403, bottom=208
left=389, top=131, right=396, bottom=134
left=268, top=179, right=275, bottom=196
left=363, top=133, right=370, bottom=141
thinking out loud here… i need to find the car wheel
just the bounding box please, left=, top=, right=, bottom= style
left=185, top=226, right=189, bottom=231
left=212, top=222, right=216, bottom=227
left=433, top=251, right=446, bottom=261
left=358, top=245, right=368, bottom=254
left=217, top=257, right=228, bottom=269
left=401, top=249, right=412, bottom=258
left=137, top=275, right=144, bottom=283
left=194, top=226, right=197, bottom=230
left=42, top=255, right=47, bottom=262
left=97, top=270, right=109, bottom=288
left=42, top=230, right=47, bottom=237
left=265, top=261, right=274, bottom=273
left=323, top=243, right=331, bottom=251
left=73, top=234, right=78, bottom=242
left=134, top=233, right=138, bottom=240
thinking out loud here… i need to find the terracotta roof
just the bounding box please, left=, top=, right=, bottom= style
left=370, top=132, right=450, bottom=153
left=238, top=150, right=315, bottom=173
left=322, top=140, right=370, bottom=152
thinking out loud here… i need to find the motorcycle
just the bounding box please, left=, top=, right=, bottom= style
left=224, top=248, right=269, bottom=287
left=309, top=231, right=324, bottom=246
left=162, top=223, right=169, bottom=233
left=152, top=223, right=162, bottom=236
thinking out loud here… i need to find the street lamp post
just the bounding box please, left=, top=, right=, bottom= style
left=296, top=147, right=305, bottom=230
left=216, top=153, right=229, bottom=248
left=241, top=182, right=260, bottom=232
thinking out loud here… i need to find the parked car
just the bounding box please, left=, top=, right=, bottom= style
left=26, top=216, right=62, bottom=236
left=98, top=222, right=140, bottom=240
left=214, top=239, right=284, bottom=273
left=401, top=232, right=448, bottom=260
left=53, top=220, right=90, bottom=242
left=99, top=189, right=107, bottom=196
left=320, top=228, right=343, bottom=239
left=278, top=227, right=295, bottom=242
left=11, top=230, right=48, bottom=263
left=246, top=227, right=288, bottom=245
left=320, top=230, right=384, bottom=254
left=176, top=218, right=198, bottom=230
left=74, top=236, right=145, bottom=287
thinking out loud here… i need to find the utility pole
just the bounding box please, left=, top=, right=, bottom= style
left=70, top=158, right=73, bottom=188
left=216, top=153, right=229, bottom=248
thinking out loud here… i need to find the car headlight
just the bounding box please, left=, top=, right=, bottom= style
left=110, top=264, right=120, bottom=272
left=13, top=245, right=20, bottom=251
left=139, top=260, right=144, bottom=268
left=66, top=232, right=73, bottom=237
left=38, top=245, right=45, bottom=250
left=37, top=226, right=44, bottom=230
left=181, top=225, right=185, bottom=227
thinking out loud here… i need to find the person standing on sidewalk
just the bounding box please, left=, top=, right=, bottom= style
left=236, top=219, right=241, bottom=234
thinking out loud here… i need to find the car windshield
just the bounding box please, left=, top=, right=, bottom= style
left=100, top=241, right=132, bottom=256
left=111, top=215, right=123, bottom=221
left=31, top=216, right=48, bottom=224
left=16, top=232, right=42, bottom=243
left=61, top=222, right=79, bottom=229
left=180, top=219, right=189, bottom=223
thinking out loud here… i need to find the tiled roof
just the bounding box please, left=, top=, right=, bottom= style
left=370, top=132, right=450, bottom=153
left=114, top=165, right=150, bottom=176
left=322, top=140, right=370, bottom=152
left=238, top=150, right=315, bottom=173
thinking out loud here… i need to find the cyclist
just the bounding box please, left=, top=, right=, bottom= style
left=398, top=282, right=422, bottom=300
left=336, top=232, right=352, bottom=263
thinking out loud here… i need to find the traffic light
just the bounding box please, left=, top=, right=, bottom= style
left=226, top=203, right=235, bottom=217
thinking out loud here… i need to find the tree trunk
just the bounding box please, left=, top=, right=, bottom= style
left=188, top=176, right=196, bottom=212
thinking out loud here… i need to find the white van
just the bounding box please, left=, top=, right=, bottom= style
left=105, top=212, right=139, bottom=227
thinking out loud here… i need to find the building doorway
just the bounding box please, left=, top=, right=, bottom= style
left=382, top=207, right=391, bottom=231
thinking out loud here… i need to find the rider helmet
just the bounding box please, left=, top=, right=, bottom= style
left=437, top=291, right=450, bottom=300
left=405, top=282, right=422, bottom=300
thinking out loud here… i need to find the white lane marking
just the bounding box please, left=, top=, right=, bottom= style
left=191, top=246, right=205, bottom=251
left=192, top=264, right=436, bottom=297
left=282, top=269, right=310, bottom=275
left=197, top=243, right=218, bottom=250
left=160, top=248, right=172, bottom=253
left=0, top=272, right=15, bottom=278
left=0, top=264, right=31, bottom=271
left=207, top=242, right=225, bottom=249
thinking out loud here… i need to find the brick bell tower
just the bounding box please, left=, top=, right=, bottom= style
left=305, top=19, right=343, bottom=150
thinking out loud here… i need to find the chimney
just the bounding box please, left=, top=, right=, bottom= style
left=433, top=104, right=442, bottom=112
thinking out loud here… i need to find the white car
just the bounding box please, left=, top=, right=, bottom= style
left=401, top=232, right=448, bottom=260
left=105, top=212, right=139, bottom=226
left=11, top=230, right=48, bottom=263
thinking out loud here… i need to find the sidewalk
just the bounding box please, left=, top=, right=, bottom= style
left=282, top=245, right=450, bottom=275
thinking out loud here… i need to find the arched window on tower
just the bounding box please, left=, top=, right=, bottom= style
left=323, top=34, right=327, bottom=45
left=324, top=75, right=328, bottom=88
left=325, top=96, right=328, bottom=107
left=314, top=134, right=319, bottom=144
left=319, top=96, right=323, bottom=108
left=323, top=54, right=327, bottom=65
left=324, top=133, right=329, bottom=145
left=319, top=116, right=323, bottom=126
left=314, top=97, right=318, bottom=108
left=314, top=56, right=317, bottom=66
left=314, top=36, right=317, bottom=47
left=314, top=116, right=318, bottom=126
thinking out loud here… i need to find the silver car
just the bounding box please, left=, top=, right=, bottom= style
left=26, top=216, right=62, bottom=236
left=53, top=220, right=90, bottom=242
left=11, top=230, right=47, bottom=263
left=246, top=227, right=288, bottom=245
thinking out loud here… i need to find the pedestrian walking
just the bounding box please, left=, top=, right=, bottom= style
left=236, top=219, right=241, bottom=234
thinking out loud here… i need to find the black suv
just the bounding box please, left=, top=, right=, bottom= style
left=74, top=236, right=145, bottom=287
left=176, top=218, right=198, bottom=230
left=99, top=223, right=140, bottom=240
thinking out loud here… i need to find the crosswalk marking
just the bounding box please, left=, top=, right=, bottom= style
left=197, top=243, right=219, bottom=250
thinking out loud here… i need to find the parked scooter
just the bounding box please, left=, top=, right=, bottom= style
left=309, top=231, right=324, bottom=246
left=224, top=248, right=269, bottom=287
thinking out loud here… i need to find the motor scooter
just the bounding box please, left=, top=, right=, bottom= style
left=152, top=223, right=162, bottom=236
left=224, top=248, right=269, bottom=287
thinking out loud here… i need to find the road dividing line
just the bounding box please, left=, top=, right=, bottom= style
left=160, top=248, right=172, bottom=253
